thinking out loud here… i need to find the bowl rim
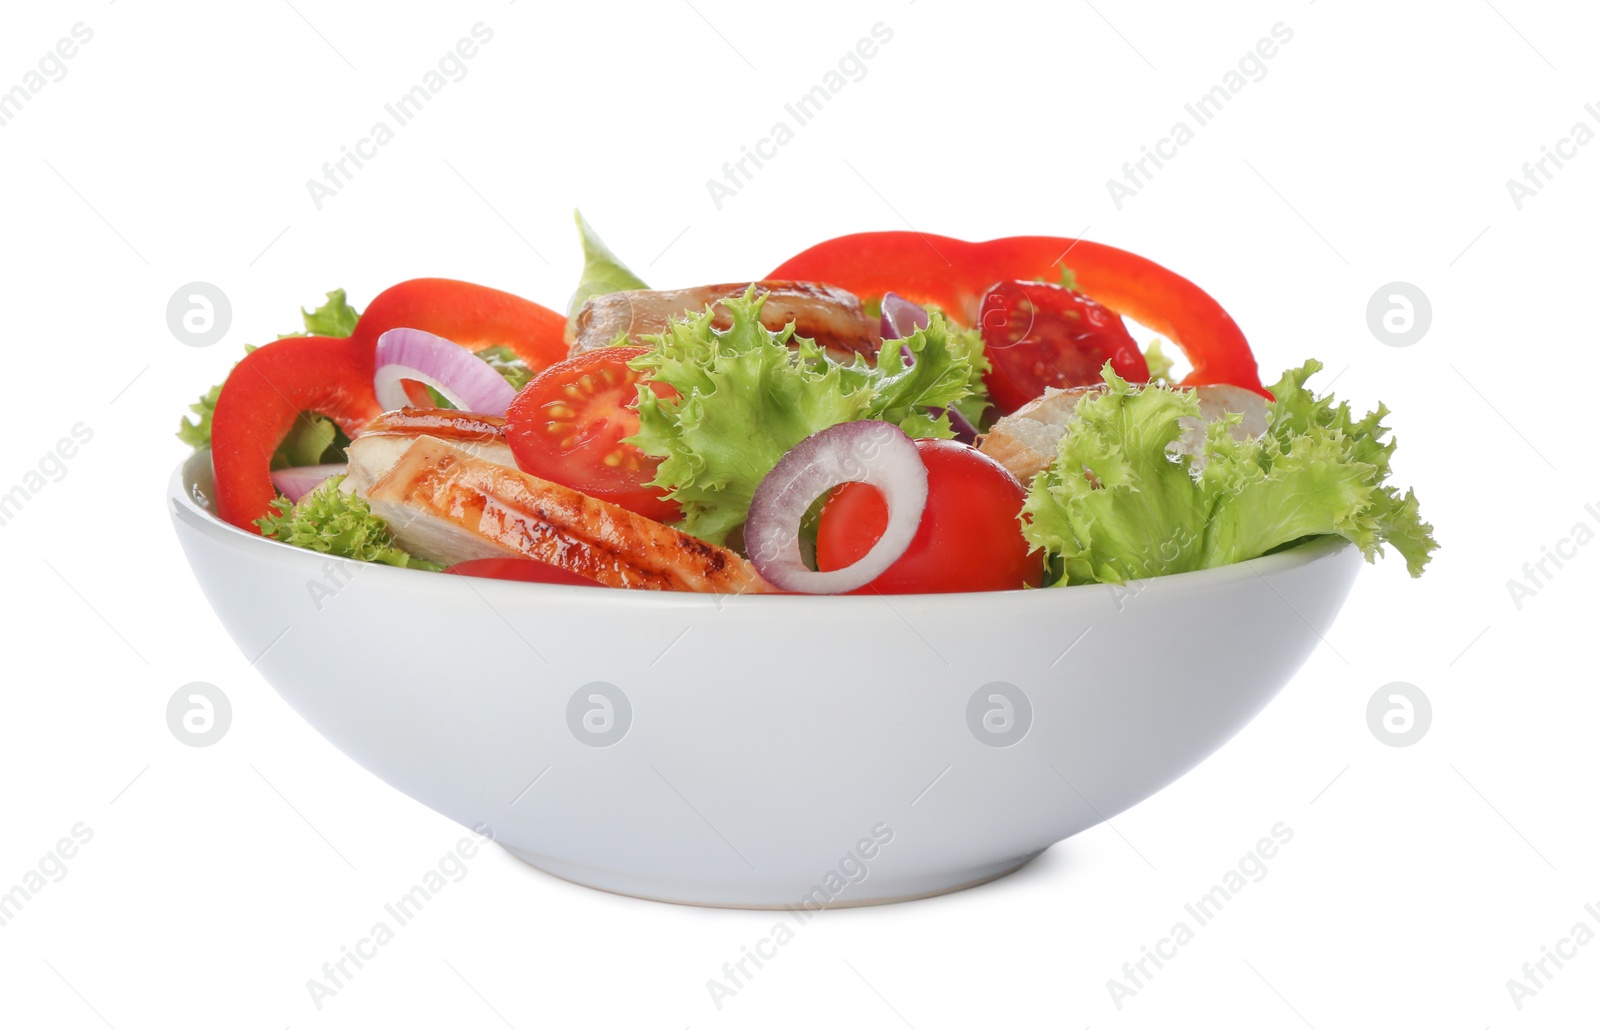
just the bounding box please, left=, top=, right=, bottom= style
left=169, top=450, right=1356, bottom=608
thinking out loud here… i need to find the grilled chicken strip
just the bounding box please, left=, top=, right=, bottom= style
left=343, top=408, right=514, bottom=494
left=364, top=437, right=775, bottom=593
left=568, top=280, right=878, bottom=360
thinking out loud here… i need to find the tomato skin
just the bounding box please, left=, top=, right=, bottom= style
left=444, top=558, right=602, bottom=587
left=816, top=439, right=1042, bottom=594
left=351, top=278, right=568, bottom=373
left=768, top=232, right=1266, bottom=397
left=980, top=280, right=1149, bottom=413
left=504, top=347, right=680, bottom=522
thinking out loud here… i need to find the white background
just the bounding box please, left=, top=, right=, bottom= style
left=1, top=0, right=1596, bottom=1026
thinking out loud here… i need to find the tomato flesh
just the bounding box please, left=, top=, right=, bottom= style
left=979, top=280, right=1149, bottom=414
left=444, top=557, right=601, bottom=587
left=816, top=438, right=1042, bottom=593
left=504, top=347, right=680, bottom=522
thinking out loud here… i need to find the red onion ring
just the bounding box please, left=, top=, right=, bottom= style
left=270, top=463, right=347, bottom=502
left=745, top=421, right=928, bottom=594
left=374, top=328, right=517, bottom=415
left=879, top=292, right=931, bottom=340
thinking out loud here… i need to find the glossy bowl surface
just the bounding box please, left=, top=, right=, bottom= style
left=170, top=452, right=1359, bottom=907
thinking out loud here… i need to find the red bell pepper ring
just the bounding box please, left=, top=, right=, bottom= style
left=211, top=335, right=381, bottom=532
left=768, top=232, right=1266, bottom=396
left=350, top=278, right=569, bottom=373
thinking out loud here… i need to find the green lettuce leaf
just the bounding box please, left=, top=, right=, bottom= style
left=177, top=382, right=222, bottom=450
left=177, top=344, right=257, bottom=451
left=944, top=324, right=993, bottom=430
left=256, top=476, right=442, bottom=570
left=1021, top=372, right=1213, bottom=584
left=475, top=344, right=535, bottom=391
left=279, top=289, right=361, bottom=338
left=268, top=413, right=351, bottom=469
left=569, top=210, right=648, bottom=317
left=1022, top=362, right=1437, bottom=584
left=629, top=288, right=976, bottom=545
left=849, top=316, right=975, bottom=435
left=181, top=289, right=360, bottom=450
left=1143, top=339, right=1177, bottom=384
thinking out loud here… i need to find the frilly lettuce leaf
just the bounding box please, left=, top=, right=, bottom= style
left=1021, top=372, right=1212, bottom=584
left=177, top=345, right=256, bottom=451
left=944, top=324, right=993, bottom=430
left=177, top=381, right=223, bottom=450
left=256, top=476, right=441, bottom=570
left=628, top=288, right=975, bottom=545
left=1022, top=361, right=1437, bottom=584
left=278, top=289, right=360, bottom=339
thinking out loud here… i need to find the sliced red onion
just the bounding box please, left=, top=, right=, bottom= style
left=937, top=404, right=980, bottom=444
left=746, top=421, right=928, bottom=594
left=374, top=328, right=517, bottom=415
left=271, top=463, right=347, bottom=502
left=879, top=292, right=930, bottom=340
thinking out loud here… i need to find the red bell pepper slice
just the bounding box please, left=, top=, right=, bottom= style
left=768, top=232, right=1266, bottom=396
left=211, top=335, right=381, bottom=532
left=350, top=278, right=568, bottom=373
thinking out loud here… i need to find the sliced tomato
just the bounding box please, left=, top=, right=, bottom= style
left=768, top=232, right=1266, bottom=396
left=816, top=438, right=1042, bottom=593
left=504, top=347, right=680, bottom=522
left=980, top=280, right=1149, bottom=413
left=444, top=558, right=602, bottom=587
left=351, top=278, right=568, bottom=373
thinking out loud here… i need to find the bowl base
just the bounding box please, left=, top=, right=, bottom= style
left=500, top=846, right=1045, bottom=909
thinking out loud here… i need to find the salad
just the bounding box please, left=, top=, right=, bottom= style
left=179, top=215, right=1436, bottom=594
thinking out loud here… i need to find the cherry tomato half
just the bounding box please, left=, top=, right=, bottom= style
left=504, top=347, right=680, bottom=522
left=979, top=280, right=1150, bottom=414
left=816, top=438, right=1042, bottom=593
left=444, top=558, right=602, bottom=587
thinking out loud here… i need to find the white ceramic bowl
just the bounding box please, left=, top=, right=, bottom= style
left=170, top=451, right=1360, bottom=907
